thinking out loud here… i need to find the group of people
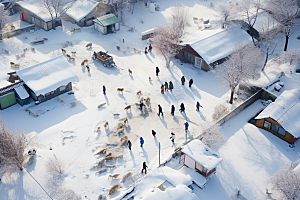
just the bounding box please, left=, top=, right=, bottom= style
left=159, top=102, right=203, bottom=117
left=145, top=44, right=152, bottom=54
left=161, top=81, right=174, bottom=94
left=181, top=76, right=193, bottom=87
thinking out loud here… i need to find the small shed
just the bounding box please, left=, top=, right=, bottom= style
left=255, top=88, right=300, bottom=144
left=15, top=85, right=30, bottom=106
left=64, top=0, right=111, bottom=27
left=16, top=55, right=79, bottom=104
left=181, top=139, right=223, bottom=178
left=0, top=81, right=25, bottom=110
left=93, top=14, right=120, bottom=35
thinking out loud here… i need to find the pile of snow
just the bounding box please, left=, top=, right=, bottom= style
left=189, top=26, right=252, bottom=64
left=181, top=139, right=223, bottom=171
left=16, top=0, right=53, bottom=22
left=16, top=55, right=79, bottom=96
left=65, top=0, right=99, bottom=22
left=256, top=88, right=300, bottom=137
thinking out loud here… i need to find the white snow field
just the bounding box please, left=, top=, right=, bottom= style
left=1, top=0, right=300, bottom=199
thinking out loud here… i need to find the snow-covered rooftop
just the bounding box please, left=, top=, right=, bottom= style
left=256, top=89, right=300, bottom=138
left=16, top=55, right=79, bottom=96
left=181, top=139, right=223, bottom=171
left=189, top=26, right=252, bottom=64
left=65, top=0, right=99, bottom=22
left=14, top=85, right=29, bottom=99
left=16, top=0, right=53, bottom=22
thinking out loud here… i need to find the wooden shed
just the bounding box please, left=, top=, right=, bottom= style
left=255, top=89, right=300, bottom=144
left=93, top=14, right=120, bottom=35
left=181, top=139, right=223, bottom=178
left=0, top=81, right=27, bottom=110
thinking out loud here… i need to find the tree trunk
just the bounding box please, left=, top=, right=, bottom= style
left=262, top=49, right=269, bottom=71
left=284, top=35, right=289, bottom=51
left=229, top=90, right=234, bottom=104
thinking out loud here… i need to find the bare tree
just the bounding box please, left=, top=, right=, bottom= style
left=268, top=160, right=300, bottom=200
left=263, top=0, right=299, bottom=51
left=214, top=43, right=263, bottom=104
left=215, top=2, right=234, bottom=28
left=0, top=118, right=30, bottom=172
left=199, top=124, right=226, bottom=151
left=0, top=4, right=10, bottom=29
left=212, top=104, right=229, bottom=121
left=45, top=154, right=64, bottom=176
left=169, top=5, right=189, bottom=38
left=152, top=24, right=183, bottom=66
left=236, top=0, right=261, bottom=44
left=278, top=48, right=300, bottom=65
left=55, top=188, right=82, bottom=200
left=110, top=0, right=130, bottom=23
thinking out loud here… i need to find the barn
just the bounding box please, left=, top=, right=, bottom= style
left=93, top=14, right=120, bottom=35
left=64, top=0, right=111, bottom=27
left=176, top=26, right=253, bottom=71
left=16, top=55, right=79, bottom=104
left=255, top=89, right=300, bottom=144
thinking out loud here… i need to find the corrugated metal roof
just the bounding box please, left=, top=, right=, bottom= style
left=95, top=14, right=120, bottom=27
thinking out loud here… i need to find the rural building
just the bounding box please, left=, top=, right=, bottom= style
left=64, top=0, right=111, bottom=27
left=255, top=89, right=300, bottom=144
left=16, top=0, right=61, bottom=30
left=176, top=26, right=252, bottom=71
left=16, top=55, right=79, bottom=104
left=180, top=139, right=223, bottom=181
left=93, top=13, right=120, bottom=35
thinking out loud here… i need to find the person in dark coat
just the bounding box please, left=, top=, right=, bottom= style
left=149, top=44, right=152, bottom=52
left=170, top=132, right=175, bottom=143
left=141, top=162, right=148, bottom=174
left=140, top=137, right=144, bottom=147
left=184, top=122, right=189, bottom=131
left=158, top=104, right=163, bottom=116
left=164, top=82, right=168, bottom=92
left=127, top=140, right=132, bottom=150
left=171, top=105, right=175, bottom=115
left=181, top=76, right=185, bottom=85
left=169, top=81, right=173, bottom=92
left=189, top=79, right=193, bottom=87
left=156, top=67, right=160, bottom=76
left=140, top=101, right=144, bottom=110
left=145, top=47, right=148, bottom=54
left=161, top=85, right=164, bottom=94
left=180, top=103, right=185, bottom=112
left=196, top=101, right=203, bottom=111
left=103, top=85, right=106, bottom=95
left=152, top=130, right=156, bottom=137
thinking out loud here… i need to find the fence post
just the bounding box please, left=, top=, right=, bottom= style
left=159, top=142, right=160, bottom=167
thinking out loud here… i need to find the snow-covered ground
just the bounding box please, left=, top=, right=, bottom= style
left=1, top=0, right=300, bottom=199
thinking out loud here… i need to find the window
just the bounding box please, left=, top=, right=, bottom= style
left=271, top=123, right=280, bottom=133
left=195, top=162, right=204, bottom=172
left=59, top=86, right=66, bottom=91
left=263, top=120, right=286, bottom=136
left=263, top=120, right=271, bottom=129
left=45, top=92, right=51, bottom=96
left=278, top=127, right=286, bottom=136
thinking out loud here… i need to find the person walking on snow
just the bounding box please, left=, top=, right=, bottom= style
left=141, top=162, right=148, bottom=174
left=149, top=44, right=152, bottom=52
left=140, top=100, right=144, bottom=110
left=184, top=122, right=189, bottom=132
left=189, top=79, right=193, bottom=87
left=103, top=85, right=106, bottom=95
left=171, top=105, right=175, bottom=116
left=165, top=82, right=168, bottom=92
left=152, top=130, right=156, bottom=137
left=181, top=76, right=185, bottom=85
left=158, top=104, right=163, bottom=116
left=169, top=81, right=173, bottom=92
left=161, top=85, right=164, bottom=94
left=196, top=101, right=203, bottom=111
left=145, top=47, right=148, bottom=54
left=156, top=67, right=160, bottom=76
left=127, top=140, right=132, bottom=150
left=170, top=132, right=175, bottom=143
left=140, top=137, right=144, bottom=147
left=180, top=103, right=185, bottom=113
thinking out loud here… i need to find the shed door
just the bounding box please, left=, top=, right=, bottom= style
left=31, top=16, right=35, bottom=24
left=0, top=93, right=16, bottom=109
left=195, top=57, right=202, bottom=69
left=184, top=155, right=195, bottom=169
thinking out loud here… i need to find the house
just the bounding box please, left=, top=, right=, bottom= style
left=16, top=55, right=79, bottom=104
left=93, top=13, right=120, bottom=35
left=176, top=26, right=253, bottom=71
left=16, top=0, right=61, bottom=30
left=112, top=166, right=199, bottom=200
left=64, top=0, right=111, bottom=27
left=255, top=89, right=300, bottom=144
left=180, top=139, right=223, bottom=180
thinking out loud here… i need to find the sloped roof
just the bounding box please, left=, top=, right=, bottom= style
left=181, top=139, right=223, bottom=171
left=190, top=26, right=252, bottom=65
left=16, top=55, right=79, bottom=96
left=256, top=89, right=300, bottom=138
left=65, top=0, right=99, bottom=22
left=94, top=14, right=119, bottom=26
left=17, top=0, right=53, bottom=22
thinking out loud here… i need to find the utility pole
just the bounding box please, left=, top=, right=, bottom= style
left=159, top=142, right=160, bottom=167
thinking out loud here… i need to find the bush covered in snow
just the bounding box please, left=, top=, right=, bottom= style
left=212, top=104, right=229, bottom=121
left=199, top=124, right=226, bottom=151
left=277, top=48, right=300, bottom=65
left=54, top=188, right=82, bottom=200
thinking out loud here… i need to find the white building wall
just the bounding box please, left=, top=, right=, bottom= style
left=184, top=155, right=195, bottom=169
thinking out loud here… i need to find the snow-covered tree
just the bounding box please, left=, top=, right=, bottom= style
left=263, top=0, right=299, bottom=51
left=214, top=43, right=263, bottom=104
left=0, top=118, right=30, bottom=172
left=212, top=104, right=229, bottom=121
left=215, top=2, right=234, bottom=28
left=199, top=124, right=226, bottom=151
left=0, top=4, right=10, bottom=29
left=278, top=48, right=300, bottom=65
left=169, top=5, right=189, bottom=38
left=152, top=23, right=183, bottom=67
left=110, top=0, right=130, bottom=23
left=268, top=160, right=300, bottom=200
